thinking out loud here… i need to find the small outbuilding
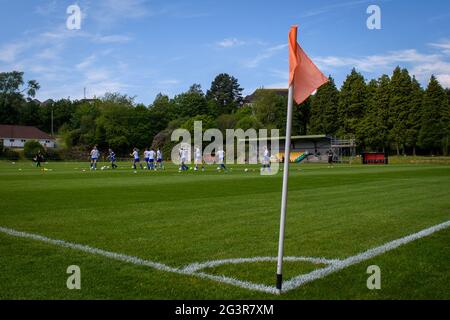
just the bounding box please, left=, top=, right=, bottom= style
left=0, top=125, right=56, bottom=149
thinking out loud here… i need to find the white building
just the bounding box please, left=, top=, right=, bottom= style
left=0, top=125, right=56, bottom=149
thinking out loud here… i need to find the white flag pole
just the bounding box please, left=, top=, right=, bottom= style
left=276, top=84, right=294, bottom=293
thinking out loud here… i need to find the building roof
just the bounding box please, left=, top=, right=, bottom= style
left=244, top=88, right=289, bottom=104
left=239, top=135, right=329, bottom=142
left=0, top=125, right=54, bottom=140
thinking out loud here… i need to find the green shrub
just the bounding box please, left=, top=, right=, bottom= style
left=2, top=148, right=20, bottom=161
left=24, top=140, right=45, bottom=159
left=45, top=148, right=62, bottom=161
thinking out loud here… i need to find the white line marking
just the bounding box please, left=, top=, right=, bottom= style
left=0, top=227, right=179, bottom=273
left=0, top=220, right=449, bottom=295
left=182, top=256, right=338, bottom=273
left=283, top=220, right=450, bottom=291
left=0, top=226, right=273, bottom=293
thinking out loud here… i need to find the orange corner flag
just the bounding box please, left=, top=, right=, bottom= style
left=289, top=25, right=328, bottom=105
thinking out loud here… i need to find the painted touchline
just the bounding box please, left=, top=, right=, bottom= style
left=0, top=220, right=449, bottom=295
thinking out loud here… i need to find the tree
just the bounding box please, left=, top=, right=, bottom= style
left=338, top=69, right=368, bottom=141
left=388, top=67, right=412, bottom=155
left=24, top=140, right=45, bottom=159
left=235, top=115, right=263, bottom=131
left=149, top=93, right=177, bottom=124
left=173, top=89, right=209, bottom=118
left=18, top=99, right=41, bottom=127
left=102, top=92, right=135, bottom=107
left=404, top=77, right=423, bottom=155
left=206, top=73, right=244, bottom=114
left=441, top=87, right=450, bottom=155
left=0, top=71, right=40, bottom=97
left=182, top=115, right=216, bottom=134
left=310, top=76, right=340, bottom=135
left=216, top=114, right=237, bottom=134
left=418, top=76, right=447, bottom=154
left=360, top=76, right=390, bottom=151
left=39, top=99, right=76, bottom=133
left=0, top=71, right=40, bottom=124
left=294, top=98, right=311, bottom=136
left=188, top=83, right=204, bottom=95
left=252, top=89, right=285, bottom=130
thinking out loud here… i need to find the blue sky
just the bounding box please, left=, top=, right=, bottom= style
left=0, top=0, right=449, bottom=104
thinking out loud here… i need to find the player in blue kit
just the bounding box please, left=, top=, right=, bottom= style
left=107, top=149, right=118, bottom=169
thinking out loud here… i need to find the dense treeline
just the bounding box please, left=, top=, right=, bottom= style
left=1, top=68, right=449, bottom=156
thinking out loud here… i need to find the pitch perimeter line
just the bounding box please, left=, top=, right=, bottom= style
left=283, top=220, right=450, bottom=291
left=1, top=221, right=449, bottom=295
left=0, top=226, right=276, bottom=294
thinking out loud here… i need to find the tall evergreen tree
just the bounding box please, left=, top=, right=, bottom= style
left=338, top=69, right=368, bottom=141
left=388, top=67, right=412, bottom=155
left=295, top=98, right=311, bottom=136
left=310, top=76, right=340, bottom=135
left=418, top=76, right=447, bottom=154
left=404, top=77, right=423, bottom=155
left=441, top=87, right=450, bottom=155
left=361, top=76, right=390, bottom=151
left=206, top=73, right=244, bottom=114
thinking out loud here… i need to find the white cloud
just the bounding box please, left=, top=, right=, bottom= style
left=314, top=48, right=450, bottom=88
left=94, top=34, right=133, bottom=44
left=300, top=0, right=372, bottom=18
left=315, top=49, right=441, bottom=73
left=0, top=42, right=27, bottom=63
left=244, top=44, right=288, bottom=68
left=217, top=38, right=246, bottom=48
left=155, top=79, right=180, bottom=86
left=429, top=40, right=450, bottom=55
left=34, top=0, right=58, bottom=16
left=436, top=74, right=450, bottom=88
left=76, top=54, right=97, bottom=70
left=88, top=0, right=152, bottom=25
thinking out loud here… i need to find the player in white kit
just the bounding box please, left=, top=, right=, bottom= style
left=194, top=146, right=204, bottom=171
left=216, top=148, right=228, bottom=172
left=90, top=146, right=100, bottom=170
left=262, top=146, right=271, bottom=173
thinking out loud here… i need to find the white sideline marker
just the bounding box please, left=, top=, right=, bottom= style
left=0, top=220, right=449, bottom=295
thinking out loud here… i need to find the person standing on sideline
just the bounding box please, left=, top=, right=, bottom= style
left=34, top=151, right=44, bottom=168
left=131, top=148, right=143, bottom=170
left=107, top=149, right=118, bottom=169
left=327, top=149, right=334, bottom=168
left=90, top=146, right=100, bottom=170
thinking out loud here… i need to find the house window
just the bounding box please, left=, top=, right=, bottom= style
left=46, top=140, right=50, bottom=143
left=21, top=140, right=26, bottom=143
left=10, top=139, right=14, bottom=142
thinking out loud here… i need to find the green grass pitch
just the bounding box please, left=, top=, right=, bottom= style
left=0, top=160, right=449, bottom=299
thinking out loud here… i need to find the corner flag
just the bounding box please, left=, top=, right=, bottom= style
left=276, top=26, right=328, bottom=293
left=289, top=26, right=328, bottom=104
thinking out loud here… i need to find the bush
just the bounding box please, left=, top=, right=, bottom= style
left=45, top=148, right=62, bottom=161
left=24, top=140, right=45, bottom=159
left=2, top=148, right=20, bottom=161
